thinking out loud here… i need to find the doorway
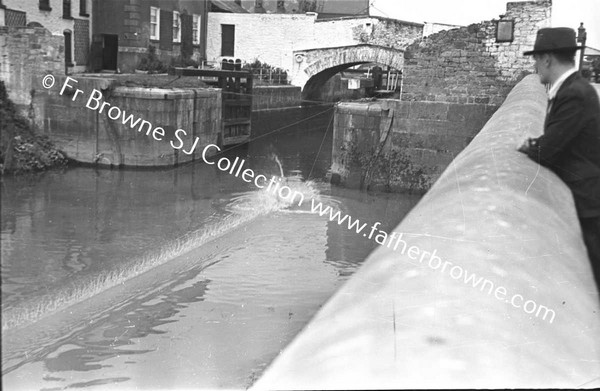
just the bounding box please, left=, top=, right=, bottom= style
left=102, top=34, right=118, bottom=71
left=63, top=30, right=73, bottom=73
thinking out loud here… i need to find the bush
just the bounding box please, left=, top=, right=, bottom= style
left=170, top=54, right=199, bottom=68
left=137, top=45, right=168, bottom=74
left=242, top=59, right=288, bottom=84
left=0, top=81, right=67, bottom=174
left=341, top=139, right=427, bottom=192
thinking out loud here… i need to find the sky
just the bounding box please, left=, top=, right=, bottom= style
left=370, top=0, right=600, bottom=49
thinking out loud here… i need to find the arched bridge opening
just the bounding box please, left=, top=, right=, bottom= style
left=292, top=44, right=404, bottom=101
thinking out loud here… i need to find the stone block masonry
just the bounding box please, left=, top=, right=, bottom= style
left=0, top=26, right=64, bottom=111
left=33, top=76, right=223, bottom=167
left=402, top=1, right=552, bottom=103
left=252, top=85, right=302, bottom=111
left=331, top=100, right=499, bottom=192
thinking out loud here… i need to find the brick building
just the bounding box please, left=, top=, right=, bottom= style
left=91, top=0, right=209, bottom=73
left=0, top=0, right=91, bottom=73
left=236, top=0, right=369, bottom=16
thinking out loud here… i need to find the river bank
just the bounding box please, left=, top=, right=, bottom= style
left=0, top=81, right=67, bottom=175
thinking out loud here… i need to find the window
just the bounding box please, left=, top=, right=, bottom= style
left=39, top=0, right=51, bottom=11
left=64, top=30, right=73, bottom=66
left=63, top=0, right=71, bottom=18
left=150, top=7, right=160, bottom=40
left=172, top=11, right=181, bottom=43
left=221, top=24, right=234, bottom=57
left=5, top=9, right=26, bottom=26
left=79, top=0, right=88, bottom=16
left=192, top=14, right=201, bottom=45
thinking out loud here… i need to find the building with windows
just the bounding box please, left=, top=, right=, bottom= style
left=0, top=0, right=91, bottom=73
left=91, top=0, right=209, bottom=73
left=235, top=0, right=369, bottom=16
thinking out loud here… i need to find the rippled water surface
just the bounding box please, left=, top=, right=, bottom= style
left=1, top=106, right=421, bottom=390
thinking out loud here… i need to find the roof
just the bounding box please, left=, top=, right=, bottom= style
left=318, top=0, right=370, bottom=17
left=210, top=0, right=248, bottom=13
left=585, top=46, right=600, bottom=56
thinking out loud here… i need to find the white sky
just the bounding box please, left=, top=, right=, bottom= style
left=370, top=0, right=600, bottom=49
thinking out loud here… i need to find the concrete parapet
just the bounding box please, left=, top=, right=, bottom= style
left=253, top=75, right=600, bottom=389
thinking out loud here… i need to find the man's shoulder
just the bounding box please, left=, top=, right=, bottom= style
left=558, top=73, right=599, bottom=102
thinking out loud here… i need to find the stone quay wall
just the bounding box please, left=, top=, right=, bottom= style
left=33, top=76, right=222, bottom=167
left=331, top=99, right=499, bottom=192
left=0, top=26, right=64, bottom=111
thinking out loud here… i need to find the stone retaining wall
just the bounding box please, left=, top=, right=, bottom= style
left=252, top=85, right=302, bottom=110
left=34, top=76, right=222, bottom=167
left=331, top=100, right=499, bottom=192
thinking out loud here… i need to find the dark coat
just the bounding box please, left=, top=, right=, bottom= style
left=526, top=72, right=600, bottom=218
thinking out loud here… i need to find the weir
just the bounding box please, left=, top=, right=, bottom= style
left=253, top=75, right=600, bottom=388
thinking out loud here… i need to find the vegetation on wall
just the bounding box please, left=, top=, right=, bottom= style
left=138, top=45, right=201, bottom=74
left=0, top=81, right=67, bottom=175
left=242, top=59, right=288, bottom=85
left=137, top=45, right=168, bottom=73
left=297, top=0, right=317, bottom=12
left=341, top=139, right=428, bottom=193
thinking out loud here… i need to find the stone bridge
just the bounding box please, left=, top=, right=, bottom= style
left=290, top=44, right=404, bottom=97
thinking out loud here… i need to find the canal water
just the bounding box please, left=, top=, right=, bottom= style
left=1, top=105, right=422, bottom=390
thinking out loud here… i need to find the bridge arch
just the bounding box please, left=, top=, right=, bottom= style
left=291, top=44, right=405, bottom=98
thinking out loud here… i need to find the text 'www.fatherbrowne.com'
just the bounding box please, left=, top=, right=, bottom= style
left=45, top=74, right=558, bottom=324
left=309, top=198, right=557, bottom=324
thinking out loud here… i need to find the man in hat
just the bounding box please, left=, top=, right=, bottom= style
left=519, top=27, right=600, bottom=288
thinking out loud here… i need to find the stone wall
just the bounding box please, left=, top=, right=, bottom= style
left=0, top=26, right=64, bottom=109
left=254, top=74, right=600, bottom=390
left=347, top=16, right=422, bottom=49
left=33, top=77, right=222, bottom=167
left=252, top=85, right=302, bottom=110
left=402, top=0, right=551, bottom=104
left=423, top=22, right=463, bottom=37
left=1, top=0, right=91, bottom=73
left=331, top=99, right=498, bottom=192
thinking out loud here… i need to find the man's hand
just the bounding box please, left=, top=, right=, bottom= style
left=518, top=138, right=530, bottom=153
left=517, top=138, right=537, bottom=154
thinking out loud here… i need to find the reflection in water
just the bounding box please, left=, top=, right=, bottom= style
left=43, top=270, right=210, bottom=374
left=1, top=105, right=422, bottom=389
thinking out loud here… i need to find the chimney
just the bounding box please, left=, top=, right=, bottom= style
left=253, top=0, right=266, bottom=13
left=277, top=0, right=286, bottom=13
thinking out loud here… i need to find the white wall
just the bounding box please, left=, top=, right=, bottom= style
left=3, top=0, right=75, bottom=35
left=206, top=12, right=384, bottom=73
left=2, top=0, right=92, bottom=72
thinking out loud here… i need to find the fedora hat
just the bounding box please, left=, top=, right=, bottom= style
left=523, top=27, right=583, bottom=55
